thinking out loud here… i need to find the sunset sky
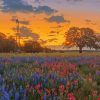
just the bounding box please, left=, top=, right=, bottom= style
left=0, top=0, right=100, bottom=47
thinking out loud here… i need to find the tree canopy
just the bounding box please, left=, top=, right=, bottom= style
left=0, top=33, right=17, bottom=52
left=64, top=27, right=100, bottom=53
left=22, top=40, right=43, bottom=53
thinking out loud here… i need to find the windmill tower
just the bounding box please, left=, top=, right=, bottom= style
left=13, top=17, right=20, bottom=52
left=12, top=16, right=28, bottom=52
left=16, top=18, right=21, bottom=50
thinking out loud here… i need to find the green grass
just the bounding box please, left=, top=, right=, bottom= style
left=0, top=51, right=100, bottom=57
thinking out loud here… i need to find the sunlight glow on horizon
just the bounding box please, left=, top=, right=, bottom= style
left=0, top=0, right=100, bottom=46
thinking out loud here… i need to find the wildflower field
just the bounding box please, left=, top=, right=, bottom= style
left=0, top=52, right=100, bottom=100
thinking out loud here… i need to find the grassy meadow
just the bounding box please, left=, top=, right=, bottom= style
left=0, top=51, right=100, bottom=57
left=0, top=52, right=100, bottom=100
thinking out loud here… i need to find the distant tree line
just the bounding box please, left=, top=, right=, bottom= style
left=0, top=27, right=100, bottom=53
left=0, top=33, right=17, bottom=52
left=0, top=32, right=52, bottom=53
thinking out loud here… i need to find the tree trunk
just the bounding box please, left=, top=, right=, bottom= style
left=79, top=47, right=82, bottom=53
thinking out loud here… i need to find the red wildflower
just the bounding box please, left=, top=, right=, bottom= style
left=68, top=96, right=76, bottom=100
left=67, top=92, right=76, bottom=100
left=60, top=72, right=65, bottom=77
left=45, top=88, right=51, bottom=96
left=59, top=84, right=65, bottom=92
left=92, top=90, right=98, bottom=97
left=54, top=91, right=57, bottom=96
left=67, top=93, right=74, bottom=98
left=84, top=97, right=87, bottom=100
left=97, top=98, right=100, bottom=100
left=66, top=81, right=70, bottom=87
left=73, top=80, right=78, bottom=84
left=34, top=84, right=41, bottom=89
left=50, top=79, right=54, bottom=83
left=37, top=89, right=42, bottom=95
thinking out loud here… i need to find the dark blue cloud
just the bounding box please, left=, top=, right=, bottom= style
left=11, top=16, right=30, bottom=25
left=1, top=0, right=33, bottom=12
left=34, top=0, right=45, bottom=3
left=34, top=0, right=41, bottom=3
left=33, top=6, right=57, bottom=14
left=19, top=26, right=40, bottom=41
left=66, top=0, right=83, bottom=2
left=1, top=0, right=57, bottom=14
left=45, top=15, right=70, bottom=23
left=13, top=26, right=40, bottom=41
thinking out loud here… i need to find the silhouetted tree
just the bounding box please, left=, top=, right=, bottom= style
left=0, top=33, right=17, bottom=52
left=22, top=40, right=43, bottom=52
left=64, top=27, right=99, bottom=53
left=0, top=33, right=6, bottom=52
left=4, top=36, right=17, bottom=52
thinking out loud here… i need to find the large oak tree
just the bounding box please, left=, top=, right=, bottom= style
left=64, top=27, right=99, bottom=53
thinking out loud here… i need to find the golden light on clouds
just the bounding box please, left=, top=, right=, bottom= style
left=0, top=1, right=100, bottom=46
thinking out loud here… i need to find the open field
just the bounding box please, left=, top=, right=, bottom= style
left=0, top=51, right=100, bottom=57
left=0, top=52, right=100, bottom=100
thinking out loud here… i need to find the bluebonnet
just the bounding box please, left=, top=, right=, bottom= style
left=19, top=85, right=23, bottom=94
left=1, top=84, right=5, bottom=92
left=12, top=82, right=16, bottom=93
left=22, top=89, right=26, bottom=100
left=4, top=91, right=10, bottom=100
left=19, top=75, right=23, bottom=81
left=44, top=92, right=47, bottom=100
left=0, top=56, right=99, bottom=99
left=14, top=92, right=19, bottom=100
left=9, top=90, right=12, bottom=98
left=53, top=96, right=56, bottom=100
left=22, top=94, right=26, bottom=100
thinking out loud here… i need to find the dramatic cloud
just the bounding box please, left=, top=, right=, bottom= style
left=13, top=26, right=40, bottom=41
left=50, top=25, right=64, bottom=29
left=50, top=31, right=57, bottom=33
left=19, top=26, right=40, bottom=41
left=18, top=20, right=30, bottom=25
left=85, top=19, right=96, bottom=25
left=48, top=38, right=58, bottom=42
left=39, top=39, right=47, bottom=44
left=45, top=15, right=70, bottom=23
left=48, top=34, right=56, bottom=36
left=34, top=0, right=45, bottom=3
left=33, top=6, right=57, bottom=14
left=0, top=1, right=3, bottom=9
left=50, top=30, right=60, bottom=34
left=34, top=0, right=41, bottom=3
left=1, top=0, right=33, bottom=12
left=11, top=16, right=30, bottom=25
left=39, top=38, right=58, bottom=45
left=66, top=0, right=83, bottom=2
left=0, top=0, right=57, bottom=14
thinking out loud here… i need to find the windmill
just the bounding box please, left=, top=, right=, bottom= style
left=12, top=16, right=29, bottom=52
left=16, top=18, right=20, bottom=48
left=12, top=16, right=21, bottom=51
